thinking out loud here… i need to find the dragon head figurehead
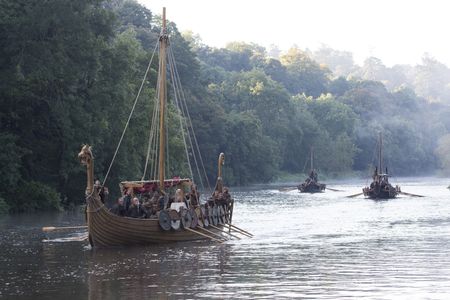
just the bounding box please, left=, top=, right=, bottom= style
left=78, top=144, right=93, bottom=166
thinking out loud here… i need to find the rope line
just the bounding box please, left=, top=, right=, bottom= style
left=103, top=42, right=158, bottom=187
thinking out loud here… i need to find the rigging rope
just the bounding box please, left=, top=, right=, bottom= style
left=167, top=49, right=194, bottom=182
left=141, top=72, right=161, bottom=180
left=168, top=46, right=212, bottom=193
left=102, top=42, right=158, bottom=187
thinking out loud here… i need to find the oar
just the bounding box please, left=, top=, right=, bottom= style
left=399, top=191, right=425, bottom=197
left=198, top=226, right=229, bottom=241
left=208, top=224, right=241, bottom=240
left=326, top=187, right=343, bottom=192
left=185, top=227, right=224, bottom=243
left=346, top=192, right=364, bottom=198
left=42, top=225, right=88, bottom=232
left=278, top=187, right=297, bottom=192
left=224, top=223, right=253, bottom=237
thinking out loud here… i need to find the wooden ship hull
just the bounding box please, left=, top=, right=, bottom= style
left=76, top=9, right=248, bottom=248
left=86, top=195, right=227, bottom=247
left=298, top=182, right=326, bottom=193
left=363, top=183, right=399, bottom=199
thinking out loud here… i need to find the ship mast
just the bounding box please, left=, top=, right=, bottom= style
left=310, top=146, right=314, bottom=170
left=158, top=7, right=168, bottom=189
left=378, top=132, right=383, bottom=174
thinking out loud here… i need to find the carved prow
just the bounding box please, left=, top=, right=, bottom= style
left=215, top=153, right=225, bottom=192
left=78, top=144, right=94, bottom=196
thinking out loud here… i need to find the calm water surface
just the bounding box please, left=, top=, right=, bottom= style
left=1, top=178, right=450, bottom=299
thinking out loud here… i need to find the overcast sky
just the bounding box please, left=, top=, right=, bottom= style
left=138, top=0, right=450, bottom=67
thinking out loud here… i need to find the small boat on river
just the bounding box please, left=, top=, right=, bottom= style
left=298, top=147, right=326, bottom=193
left=77, top=8, right=249, bottom=247
left=362, top=133, right=400, bottom=199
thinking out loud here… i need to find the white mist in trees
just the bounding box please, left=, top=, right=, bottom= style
left=436, top=134, right=450, bottom=174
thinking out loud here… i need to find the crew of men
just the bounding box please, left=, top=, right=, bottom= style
left=305, top=169, right=318, bottom=184
left=108, top=184, right=232, bottom=219
left=109, top=184, right=202, bottom=219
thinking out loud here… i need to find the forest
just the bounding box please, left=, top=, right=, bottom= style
left=1, top=0, right=450, bottom=213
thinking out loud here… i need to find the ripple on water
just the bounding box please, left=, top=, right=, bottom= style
left=1, top=178, right=450, bottom=299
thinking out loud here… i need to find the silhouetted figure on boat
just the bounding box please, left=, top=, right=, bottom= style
left=298, top=168, right=326, bottom=193
left=126, top=197, right=148, bottom=218
left=363, top=134, right=400, bottom=199
left=110, top=197, right=126, bottom=217
left=94, top=179, right=109, bottom=203
left=363, top=167, right=400, bottom=199
left=297, top=147, right=326, bottom=193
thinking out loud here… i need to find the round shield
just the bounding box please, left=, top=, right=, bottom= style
left=168, top=209, right=180, bottom=220
left=224, top=208, right=230, bottom=223
left=201, top=205, right=209, bottom=227
left=180, top=208, right=192, bottom=229
left=212, top=205, right=218, bottom=226
left=207, top=205, right=214, bottom=225
left=189, top=208, right=199, bottom=228
left=171, top=220, right=181, bottom=230
left=158, top=210, right=171, bottom=231
left=218, top=205, right=224, bottom=224
left=195, top=207, right=203, bottom=227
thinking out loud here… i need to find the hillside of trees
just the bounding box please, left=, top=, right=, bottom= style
left=1, top=0, right=450, bottom=213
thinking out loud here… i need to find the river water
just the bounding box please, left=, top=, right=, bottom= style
left=1, top=177, right=450, bottom=299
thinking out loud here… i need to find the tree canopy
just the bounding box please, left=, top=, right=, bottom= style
left=1, top=0, right=449, bottom=213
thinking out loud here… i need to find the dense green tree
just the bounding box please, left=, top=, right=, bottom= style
left=436, top=134, right=450, bottom=174
left=1, top=0, right=449, bottom=213
left=280, top=47, right=330, bottom=97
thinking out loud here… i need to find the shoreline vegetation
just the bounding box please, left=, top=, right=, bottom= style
left=1, top=0, right=450, bottom=214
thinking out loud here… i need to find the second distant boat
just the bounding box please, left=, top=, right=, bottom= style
left=298, top=147, right=326, bottom=193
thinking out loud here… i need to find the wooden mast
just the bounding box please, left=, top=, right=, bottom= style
left=378, top=132, right=383, bottom=174
left=310, top=146, right=314, bottom=171
left=158, top=7, right=167, bottom=189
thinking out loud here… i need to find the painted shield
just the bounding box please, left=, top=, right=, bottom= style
left=180, top=207, right=192, bottom=229
left=158, top=210, right=171, bottom=231
left=189, top=208, right=199, bottom=228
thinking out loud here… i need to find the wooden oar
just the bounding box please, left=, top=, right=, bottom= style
left=198, top=226, right=229, bottom=241
left=208, top=224, right=241, bottom=240
left=43, top=233, right=89, bottom=242
left=184, top=227, right=224, bottom=243
left=326, top=187, right=343, bottom=192
left=346, top=192, right=364, bottom=198
left=278, top=187, right=297, bottom=192
left=224, top=223, right=253, bottom=237
left=399, top=191, right=425, bottom=197
left=42, top=225, right=88, bottom=232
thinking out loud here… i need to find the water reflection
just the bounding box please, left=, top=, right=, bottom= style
left=1, top=178, right=450, bottom=299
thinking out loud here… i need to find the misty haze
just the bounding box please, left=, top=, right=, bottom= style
left=1, top=0, right=450, bottom=299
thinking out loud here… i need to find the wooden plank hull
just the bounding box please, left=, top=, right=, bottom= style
left=86, top=196, right=223, bottom=247
left=298, top=182, right=326, bottom=193
left=363, top=183, right=398, bottom=199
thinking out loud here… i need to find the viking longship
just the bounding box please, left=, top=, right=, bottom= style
left=78, top=9, right=247, bottom=247
left=362, top=133, right=401, bottom=199
left=298, top=147, right=326, bottom=193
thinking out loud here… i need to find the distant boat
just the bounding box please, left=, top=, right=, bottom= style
left=298, top=147, right=326, bottom=193
left=77, top=8, right=248, bottom=247
left=362, top=133, right=400, bottom=199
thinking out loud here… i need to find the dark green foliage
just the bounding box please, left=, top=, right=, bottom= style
left=10, top=181, right=61, bottom=213
left=0, top=197, right=10, bottom=214
left=1, top=0, right=449, bottom=213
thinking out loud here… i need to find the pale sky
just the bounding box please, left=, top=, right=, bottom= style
left=138, top=0, right=450, bottom=67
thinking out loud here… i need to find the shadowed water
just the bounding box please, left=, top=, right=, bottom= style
left=1, top=178, right=450, bottom=299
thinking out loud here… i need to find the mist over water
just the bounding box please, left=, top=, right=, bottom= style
left=1, top=177, right=450, bottom=299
